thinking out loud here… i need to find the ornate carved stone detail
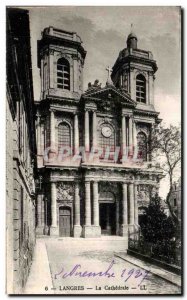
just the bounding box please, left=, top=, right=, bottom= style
left=87, top=79, right=102, bottom=91
left=137, top=184, right=158, bottom=207
left=97, top=97, right=116, bottom=113
left=57, top=200, right=72, bottom=207
left=136, top=123, right=150, bottom=136
left=99, top=182, right=120, bottom=200
left=56, top=115, right=73, bottom=127
left=137, top=184, right=151, bottom=203
left=97, top=116, right=117, bottom=129
left=49, top=49, right=54, bottom=55
left=56, top=182, right=75, bottom=201
left=87, top=169, right=133, bottom=180
left=138, top=204, right=148, bottom=214
left=72, top=54, right=79, bottom=60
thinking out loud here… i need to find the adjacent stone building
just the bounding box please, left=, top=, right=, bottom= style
left=6, top=8, right=37, bottom=294
left=35, top=26, right=163, bottom=241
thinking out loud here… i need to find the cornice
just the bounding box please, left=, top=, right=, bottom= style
left=112, top=53, right=158, bottom=76
left=82, top=86, right=136, bottom=107
left=134, top=108, right=160, bottom=117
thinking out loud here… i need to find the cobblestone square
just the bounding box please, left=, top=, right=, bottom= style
left=25, top=238, right=181, bottom=295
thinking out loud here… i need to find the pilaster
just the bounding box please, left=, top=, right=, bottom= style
left=73, top=182, right=82, bottom=237
left=74, top=113, right=79, bottom=154
left=84, top=110, right=90, bottom=152
left=50, top=182, right=58, bottom=236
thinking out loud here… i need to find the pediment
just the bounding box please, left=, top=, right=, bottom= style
left=82, top=85, right=136, bottom=108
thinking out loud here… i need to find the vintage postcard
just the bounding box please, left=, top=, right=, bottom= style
left=6, top=6, right=182, bottom=295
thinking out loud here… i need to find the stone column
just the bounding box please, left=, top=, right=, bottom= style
left=40, top=122, right=44, bottom=155
left=120, top=183, right=128, bottom=236
left=93, top=181, right=99, bottom=226
left=129, top=68, right=135, bottom=100
left=41, top=196, right=45, bottom=227
left=40, top=58, right=44, bottom=91
left=73, top=58, right=78, bottom=92
left=148, top=123, right=153, bottom=161
left=85, top=181, right=91, bottom=226
left=146, top=74, right=148, bottom=105
left=134, top=183, right=139, bottom=225
left=116, top=201, right=119, bottom=235
left=49, top=110, right=56, bottom=159
left=128, top=116, right=133, bottom=156
left=122, top=114, right=127, bottom=160
left=84, top=110, right=90, bottom=152
left=148, top=72, right=151, bottom=105
left=74, top=114, right=79, bottom=155
left=41, top=58, right=44, bottom=95
left=83, top=181, right=93, bottom=238
left=50, top=110, right=55, bottom=147
left=74, top=182, right=82, bottom=237
left=92, top=111, right=97, bottom=151
left=134, top=183, right=140, bottom=245
left=36, top=114, right=41, bottom=155
left=129, top=183, right=135, bottom=234
left=133, top=120, right=137, bottom=159
left=151, top=75, right=155, bottom=106
left=49, top=50, right=54, bottom=89
left=50, top=182, right=58, bottom=236
left=92, top=181, right=101, bottom=236
left=122, top=183, right=128, bottom=225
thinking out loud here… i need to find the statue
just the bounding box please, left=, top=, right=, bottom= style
left=87, top=79, right=102, bottom=91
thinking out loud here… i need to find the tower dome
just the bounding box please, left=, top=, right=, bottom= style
left=126, top=27, right=138, bottom=49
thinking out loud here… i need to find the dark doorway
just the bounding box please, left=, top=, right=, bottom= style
left=59, top=207, right=71, bottom=237
left=99, top=203, right=116, bottom=235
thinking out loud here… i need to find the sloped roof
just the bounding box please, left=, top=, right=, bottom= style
left=82, top=85, right=136, bottom=107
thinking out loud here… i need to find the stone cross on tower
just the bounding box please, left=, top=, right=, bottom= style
left=106, top=66, right=113, bottom=86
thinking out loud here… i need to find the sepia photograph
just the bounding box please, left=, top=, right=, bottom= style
left=6, top=6, right=182, bottom=295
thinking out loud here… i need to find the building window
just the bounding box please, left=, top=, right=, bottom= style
left=58, top=122, right=71, bottom=153
left=99, top=124, right=115, bottom=160
left=174, top=198, right=177, bottom=207
left=57, top=58, right=70, bottom=90
left=136, top=74, right=146, bottom=103
left=137, top=132, right=147, bottom=161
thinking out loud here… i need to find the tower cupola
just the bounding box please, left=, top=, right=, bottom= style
left=126, top=30, right=138, bottom=49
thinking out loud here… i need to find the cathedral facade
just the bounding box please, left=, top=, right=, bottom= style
left=35, top=26, right=162, bottom=239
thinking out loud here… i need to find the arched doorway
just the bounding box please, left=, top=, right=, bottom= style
left=99, top=191, right=116, bottom=235
left=59, top=206, right=71, bottom=237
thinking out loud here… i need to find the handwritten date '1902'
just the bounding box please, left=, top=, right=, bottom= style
left=54, top=260, right=149, bottom=287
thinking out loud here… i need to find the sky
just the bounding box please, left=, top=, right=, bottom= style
left=27, top=6, right=181, bottom=127
left=25, top=6, right=181, bottom=198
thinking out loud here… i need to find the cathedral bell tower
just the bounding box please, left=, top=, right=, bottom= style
left=111, top=29, right=157, bottom=109
left=37, top=26, right=86, bottom=100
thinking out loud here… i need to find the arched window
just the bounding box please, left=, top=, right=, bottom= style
left=58, top=122, right=71, bottom=153
left=136, top=74, right=146, bottom=103
left=99, top=124, right=115, bottom=160
left=57, top=58, right=70, bottom=90
left=137, top=132, right=147, bottom=161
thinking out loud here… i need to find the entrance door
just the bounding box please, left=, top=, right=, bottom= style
left=99, top=203, right=116, bottom=235
left=59, top=207, right=71, bottom=237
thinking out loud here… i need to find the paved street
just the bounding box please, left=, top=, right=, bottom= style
left=25, top=237, right=181, bottom=295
